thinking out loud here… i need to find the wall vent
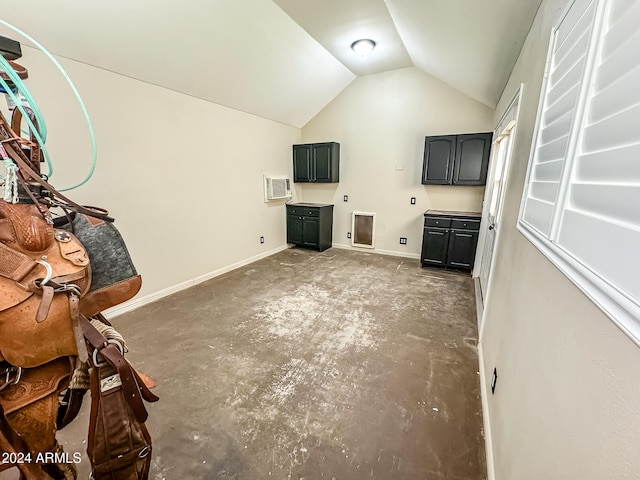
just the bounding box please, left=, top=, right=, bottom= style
left=352, top=211, right=376, bottom=248
left=264, top=175, right=292, bottom=202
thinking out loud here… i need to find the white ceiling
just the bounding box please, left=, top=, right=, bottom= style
left=0, top=0, right=542, bottom=128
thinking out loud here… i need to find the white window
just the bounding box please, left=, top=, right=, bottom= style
left=519, top=0, right=640, bottom=342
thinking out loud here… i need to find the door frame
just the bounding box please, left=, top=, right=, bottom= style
left=473, top=84, right=523, bottom=330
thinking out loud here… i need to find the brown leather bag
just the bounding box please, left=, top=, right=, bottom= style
left=88, top=363, right=153, bottom=480
left=83, top=317, right=157, bottom=480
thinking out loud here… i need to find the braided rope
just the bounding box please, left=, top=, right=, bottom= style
left=90, top=318, right=128, bottom=354
left=69, top=318, right=128, bottom=390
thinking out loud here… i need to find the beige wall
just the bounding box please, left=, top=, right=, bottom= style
left=15, top=47, right=300, bottom=308
left=480, top=0, right=640, bottom=478
left=300, top=67, right=493, bottom=257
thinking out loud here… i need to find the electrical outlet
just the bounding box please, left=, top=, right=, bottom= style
left=347, top=232, right=352, bottom=239
left=260, top=236, right=264, bottom=244
left=491, top=368, right=498, bottom=394
left=410, top=197, right=416, bottom=205
left=343, top=195, right=348, bottom=202
left=400, top=237, right=407, bottom=245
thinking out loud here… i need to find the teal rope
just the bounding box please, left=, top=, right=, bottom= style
left=0, top=19, right=98, bottom=191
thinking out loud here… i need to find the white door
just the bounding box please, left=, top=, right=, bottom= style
left=476, top=86, right=522, bottom=308
left=479, top=132, right=513, bottom=298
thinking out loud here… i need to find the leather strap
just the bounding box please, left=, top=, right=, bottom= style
left=0, top=61, right=28, bottom=80
left=57, top=387, right=86, bottom=430
left=9, top=104, right=40, bottom=176
left=35, top=284, right=54, bottom=322
left=16, top=172, right=52, bottom=221
left=3, top=141, right=114, bottom=222
left=70, top=294, right=89, bottom=363
left=81, top=315, right=158, bottom=423
left=0, top=110, right=112, bottom=222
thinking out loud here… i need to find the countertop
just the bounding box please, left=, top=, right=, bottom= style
left=425, top=209, right=481, bottom=218
left=287, top=202, right=334, bottom=208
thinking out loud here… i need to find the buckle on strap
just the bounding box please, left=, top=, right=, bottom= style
left=92, top=340, right=125, bottom=368
left=8, top=366, right=22, bottom=384
left=0, top=365, right=22, bottom=392
left=52, top=282, right=82, bottom=296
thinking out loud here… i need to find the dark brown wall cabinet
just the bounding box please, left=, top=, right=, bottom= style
left=293, top=142, right=340, bottom=183
left=286, top=203, right=334, bottom=251
left=421, top=211, right=481, bottom=270
left=422, top=133, right=492, bottom=186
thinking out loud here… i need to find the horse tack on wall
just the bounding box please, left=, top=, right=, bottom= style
left=0, top=36, right=157, bottom=480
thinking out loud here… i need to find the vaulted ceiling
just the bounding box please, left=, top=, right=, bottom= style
left=0, top=0, right=542, bottom=128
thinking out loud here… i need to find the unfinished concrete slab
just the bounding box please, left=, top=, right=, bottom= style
left=6, top=247, right=485, bottom=480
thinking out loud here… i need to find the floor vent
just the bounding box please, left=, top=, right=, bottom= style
left=352, top=211, right=376, bottom=248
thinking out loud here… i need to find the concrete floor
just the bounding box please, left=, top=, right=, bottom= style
left=3, top=247, right=486, bottom=479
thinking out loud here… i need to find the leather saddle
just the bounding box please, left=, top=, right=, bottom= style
left=0, top=200, right=91, bottom=367
left=0, top=201, right=88, bottom=478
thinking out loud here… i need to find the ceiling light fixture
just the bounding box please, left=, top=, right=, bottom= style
left=351, top=39, right=376, bottom=57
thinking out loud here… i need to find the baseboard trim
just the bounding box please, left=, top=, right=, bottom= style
left=474, top=277, right=484, bottom=333
left=478, top=343, right=496, bottom=480
left=104, top=245, right=289, bottom=318
left=331, top=243, right=420, bottom=260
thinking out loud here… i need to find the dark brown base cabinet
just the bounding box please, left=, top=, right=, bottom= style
left=421, top=211, right=481, bottom=270
left=286, top=203, right=334, bottom=251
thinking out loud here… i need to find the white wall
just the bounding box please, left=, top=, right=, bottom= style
left=300, top=67, right=493, bottom=257
left=480, top=0, right=640, bottom=478
left=14, top=47, right=300, bottom=308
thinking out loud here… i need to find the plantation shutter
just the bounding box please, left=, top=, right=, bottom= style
left=520, top=0, right=598, bottom=235
left=556, top=0, right=640, bottom=303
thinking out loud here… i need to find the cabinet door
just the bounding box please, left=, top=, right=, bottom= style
left=287, top=214, right=303, bottom=244
left=453, top=133, right=492, bottom=185
left=313, top=143, right=339, bottom=183
left=293, top=145, right=312, bottom=182
left=313, top=143, right=331, bottom=182
left=302, top=217, right=319, bottom=248
left=421, top=228, right=450, bottom=266
left=422, top=136, right=456, bottom=185
left=447, top=230, right=479, bottom=269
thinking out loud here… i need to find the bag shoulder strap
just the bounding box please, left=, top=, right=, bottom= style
left=81, top=315, right=158, bottom=424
